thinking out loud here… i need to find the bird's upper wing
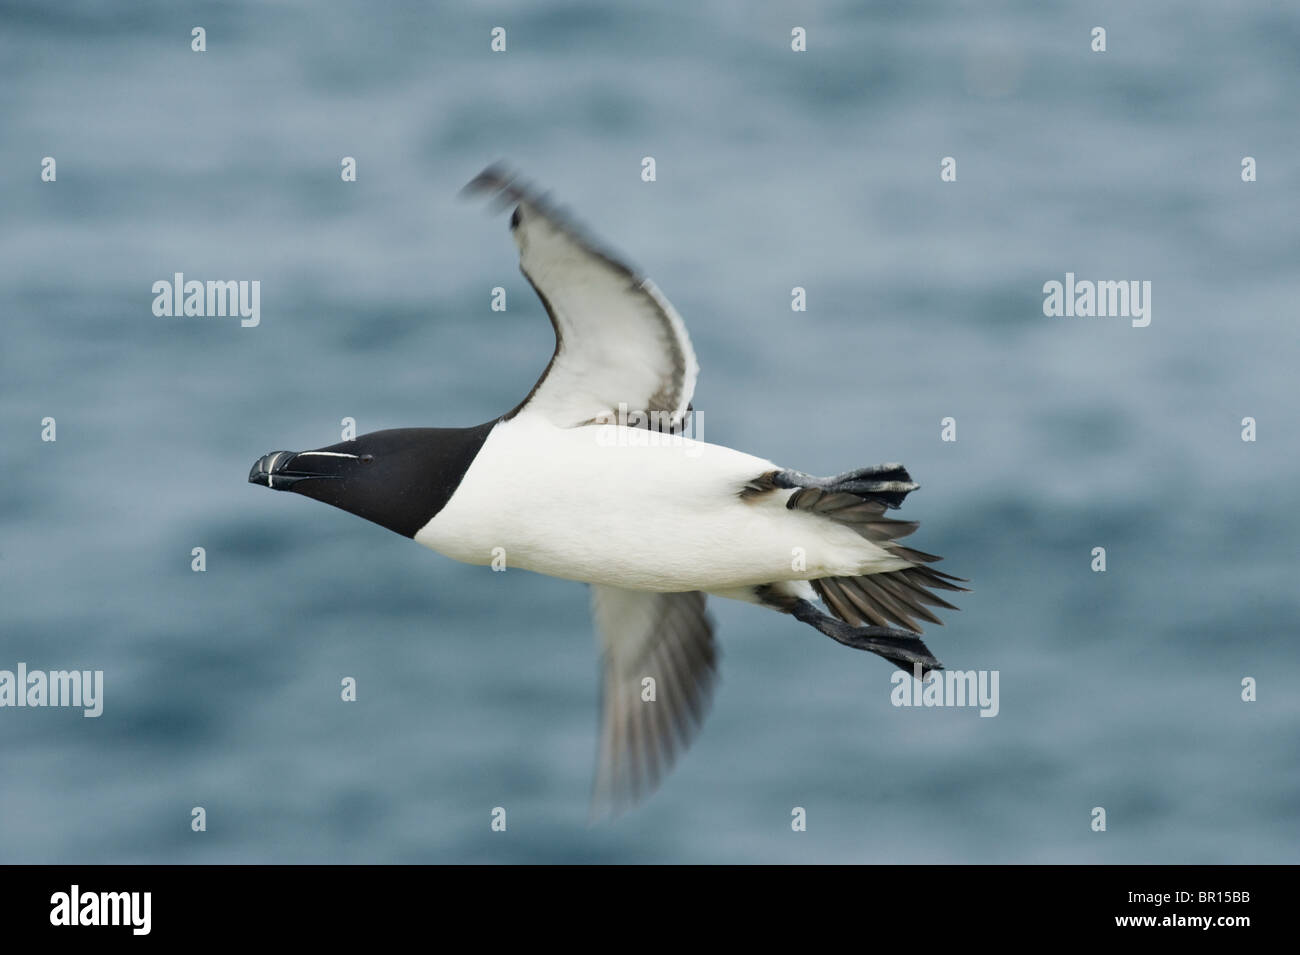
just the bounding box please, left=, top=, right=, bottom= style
left=464, top=165, right=699, bottom=429
left=588, top=585, right=718, bottom=820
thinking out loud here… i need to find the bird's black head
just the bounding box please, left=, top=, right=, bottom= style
left=249, top=425, right=495, bottom=538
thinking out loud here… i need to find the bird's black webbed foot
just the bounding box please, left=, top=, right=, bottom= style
left=771, top=464, right=919, bottom=510
left=790, top=599, right=943, bottom=675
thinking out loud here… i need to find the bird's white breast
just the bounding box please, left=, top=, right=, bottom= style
left=415, top=414, right=897, bottom=591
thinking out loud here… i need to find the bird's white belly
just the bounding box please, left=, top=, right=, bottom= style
left=415, top=415, right=898, bottom=591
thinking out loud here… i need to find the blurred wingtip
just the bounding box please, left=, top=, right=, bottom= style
left=461, top=161, right=526, bottom=214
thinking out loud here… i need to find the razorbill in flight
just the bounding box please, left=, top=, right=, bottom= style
left=249, top=165, right=968, bottom=817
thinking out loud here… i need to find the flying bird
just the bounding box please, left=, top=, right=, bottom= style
left=249, top=165, right=968, bottom=818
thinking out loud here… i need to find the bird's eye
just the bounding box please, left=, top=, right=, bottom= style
left=360, top=454, right=374, bottom=464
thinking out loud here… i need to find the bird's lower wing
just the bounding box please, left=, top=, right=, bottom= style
left=589, top=586, right=718, bottom=820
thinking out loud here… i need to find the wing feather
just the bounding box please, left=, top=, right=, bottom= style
left=588, top=586, right=717, bottom=820
left=465, top=165, right=699, bottom=429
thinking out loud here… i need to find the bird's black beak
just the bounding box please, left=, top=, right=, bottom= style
left=248, top=451, right=339, bottom=491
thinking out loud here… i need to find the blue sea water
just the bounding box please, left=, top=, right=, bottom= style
left=1, top=0, right=1297, bottom=863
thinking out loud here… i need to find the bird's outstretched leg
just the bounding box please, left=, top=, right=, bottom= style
left=788, top=597, right=942, bottom=675
left=747, top=464, right=920, bottom=510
